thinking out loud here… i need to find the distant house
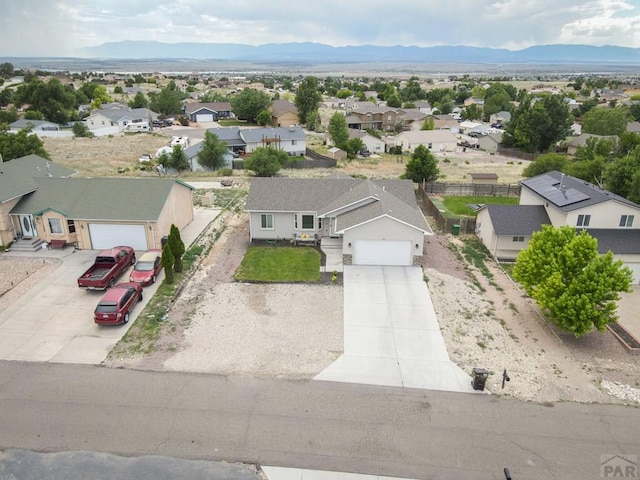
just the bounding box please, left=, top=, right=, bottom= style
left=184, top=102, right=234, bottom=122
left=430, top=115, right=460, bottom=133
left=9, top=119, right=60, bottom=132
left=567, top=133, right=619, bottom=155
left=345, top=105, right=401, bottom=132
left=477, top=133, right=503, bottom=153
left=270, top=100, right=299, bottom=127
left=489, top=111, right=511, bottom=124
left=458, top=120, right=484, bottom=134
left=84, top=108, right=157, bottom=132
left=393, top=130, right=458, bottom=153
left=475, top=170, right=640, bottom=282
left=347, top=129, right=386, bottom=155
left=204, top=125, right=307, bottom=157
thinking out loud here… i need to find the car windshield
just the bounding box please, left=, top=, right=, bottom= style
left=134, top=261, right=155, bottom=272
left=95, top=302, right=118, bottom=314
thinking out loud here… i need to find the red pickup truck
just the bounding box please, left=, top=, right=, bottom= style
left=78, top=246, right=136, bottom=290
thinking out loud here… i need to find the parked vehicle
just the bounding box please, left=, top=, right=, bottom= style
left=94, top=282, right=143, bottom=325
left=124, top=122, right=150, bottom=133
left=129, top=249, right=163, bottom=286
left=78, top=246, right=136, bottom=290
left=138, top=153, right=152, bottom=163
left=170, top=136, right=190, bottom=147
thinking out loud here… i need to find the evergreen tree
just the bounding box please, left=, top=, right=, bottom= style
left=168, top=224, right=185, bottom=273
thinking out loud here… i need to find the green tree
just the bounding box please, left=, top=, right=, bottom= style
left=386, top=93, right=402, bottom=108
left=0, top=127, right=49, bottom=161
left=403, top=145, right=439, bottom=183
left=503, top=94, right=572, bottom=153
left=169, top=145, right=189, bottom=172
left=256, top=109, right=271, bottom=126
left=513, top=225, right=633, bottom=337
left=128, top=91, right=149, bottom=109
left=72, top=122, right=94, bottom=138
left=230, top=88, right=271, bottom=123
left=89, top=84, right=112, bottom=109
left=113, top=85, right=123, bottom=94
left=522, top=153, right=569, bottom=177
left=197, top=131, right=228, bottom=170
left=168, top=224, right=185, bottom=273
left=605, top=147, right=640, bottom=203
left=0, top=107, right=18, bottom=124
left=421, top=117, right=435, bottom=130
left=629, top=103, right=640, bottom=122
left=0, top=62, right=14, bottom=78
left=149, top=80, right=185, bottom=116
left=462, top=104, right=483, bottom=121
left=305, top=110, right=320, bottom=131
left=161, top=246, right=175, bottom=284
left=14, top=78, right=77, bottom=124
left=345, top=138, right=365, bottom=158
left=244, top=146, right=289, bottom=176
left=582, top=107, right=627, bottom=136
left=328, top=112, right=349, bottom=150
left=295, top=76, right=322, bottom=125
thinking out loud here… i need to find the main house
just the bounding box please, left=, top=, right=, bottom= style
left=84, top=107, right=158, bottom=132
left=184, top=102, right=234, bottom=122
left=476, top=171, right=640, bottom=283
left=0, top=155, right=194, bottom=250
left=205, top=125, right=307, bottom=158
left=245, top=176, right=432, bottom=266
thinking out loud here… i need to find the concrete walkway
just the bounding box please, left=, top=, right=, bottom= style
left=320, top=237, right=343, bottom=273
left=315, top=266, right=476, bottom=393
left=262, top=466, right=417, bottom=480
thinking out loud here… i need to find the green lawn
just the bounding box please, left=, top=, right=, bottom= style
left=443, top=196, right=519, bottom=216
left=234, top=246, right=321, bottom=282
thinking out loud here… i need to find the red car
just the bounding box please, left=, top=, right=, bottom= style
left=129, top=249, right=163, bottom=286
left=94, top=282, right=143, bottom=325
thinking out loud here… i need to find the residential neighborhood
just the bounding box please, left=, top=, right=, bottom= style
left=1, top=56, right=640, bottom=480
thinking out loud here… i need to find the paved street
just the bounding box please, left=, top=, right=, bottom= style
left=0, top=361, right=638, bottom=480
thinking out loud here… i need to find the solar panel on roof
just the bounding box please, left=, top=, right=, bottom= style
left=544, top=187, right=590, bottom=206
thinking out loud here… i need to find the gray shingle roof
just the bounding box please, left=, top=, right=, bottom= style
left=184, top=102, right=233, bottom=115
left=587, top=229, right=640, bottom=255
left=246, top=177, right=431, bottom=234
left=10, top=177, right=192, bottom=221
left=205, top=127, right=245, bottom=147
left=484, top=204, right=551, bottom=236
left=270, top=100, right=298, bottom=117
left=0, top=155, right=76, bottom=203
left=91, top=108, right=155, bottom=122
left=520, top=171, right=640, bottom=212
left=240, top=126, right=305, bottom=143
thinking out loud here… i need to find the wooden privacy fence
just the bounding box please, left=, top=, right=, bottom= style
left=232, top=148, right=337, bottom=170
left=417, top=185, right=477, bottom=235
left=424, top=182, right=520, bottom=197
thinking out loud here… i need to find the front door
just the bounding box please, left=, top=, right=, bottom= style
left=18, top=214, right=36, bottom=238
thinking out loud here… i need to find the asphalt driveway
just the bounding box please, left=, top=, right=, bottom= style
left=315, top=265, right=476, bottom=392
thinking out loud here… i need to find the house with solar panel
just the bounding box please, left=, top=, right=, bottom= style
left=475, top=171, right=640, bottom=283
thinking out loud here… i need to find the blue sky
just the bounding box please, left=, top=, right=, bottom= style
left=2, top=0, right=640, bottom=56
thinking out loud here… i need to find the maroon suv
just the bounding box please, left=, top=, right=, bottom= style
left=94, top=282, right=143, bottom=325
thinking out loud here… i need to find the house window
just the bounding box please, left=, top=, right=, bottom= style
left=48, top=218, right=63, bottom=234
left=619, top=215, right=634, bottom=227
left=67, top=219, right=76, bottom=234
left=302, top=215, right=314, bottom=229
left=427, top=143, right=433, bottom=149
left=260, top=214, right=274, bottom=229
left=512, top=236, right=524, bottom=242
left=291, top=140, right=297, bottom=145
left=577, top=214, right=591, bottom=227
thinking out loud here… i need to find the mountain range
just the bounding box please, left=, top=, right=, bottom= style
left=77, top=41, right=640, bottom=65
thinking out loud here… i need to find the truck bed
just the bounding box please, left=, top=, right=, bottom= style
left=79, top=266, right=112, bottom=280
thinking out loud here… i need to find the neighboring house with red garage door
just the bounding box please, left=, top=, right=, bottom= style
left=1, top=155, right=194, bottom=250
left=245, top=175, right=433, bottom=266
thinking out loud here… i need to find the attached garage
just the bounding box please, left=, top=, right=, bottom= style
left=353, top=240, right=412, bottom=266
left=195, top=113, right=214, bottom=122
left=89, top=223, right=147, bottom=251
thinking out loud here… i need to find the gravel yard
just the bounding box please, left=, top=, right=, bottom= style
left=0, top=256, right=60, bottom=312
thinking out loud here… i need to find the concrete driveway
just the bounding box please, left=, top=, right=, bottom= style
left=0, top=249, right=160, bottom=363
left=315, top=266, right=476, bottom=393
left=0, top=208, right=219, bottom=364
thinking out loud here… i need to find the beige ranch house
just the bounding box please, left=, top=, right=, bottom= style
left=0, top=155, right=194, bottom=250
left=245, top=175, right=433, bottom=266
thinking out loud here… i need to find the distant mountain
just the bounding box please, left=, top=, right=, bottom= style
left=77, top=41, right=640, bottom=64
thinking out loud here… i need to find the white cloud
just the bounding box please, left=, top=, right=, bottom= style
left=1, top=0, right=639, bottom=57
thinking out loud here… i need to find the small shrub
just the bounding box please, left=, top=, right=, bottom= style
left=218, top=168, right=233, bottom=176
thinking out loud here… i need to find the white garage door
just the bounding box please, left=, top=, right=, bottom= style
left=626, top=263, right=640, bottom=284
left=353, top=240, right=412, bottom=266
left=196, top=114, right=214, bottom=122
left=89, top=224, right=148, bottom=251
